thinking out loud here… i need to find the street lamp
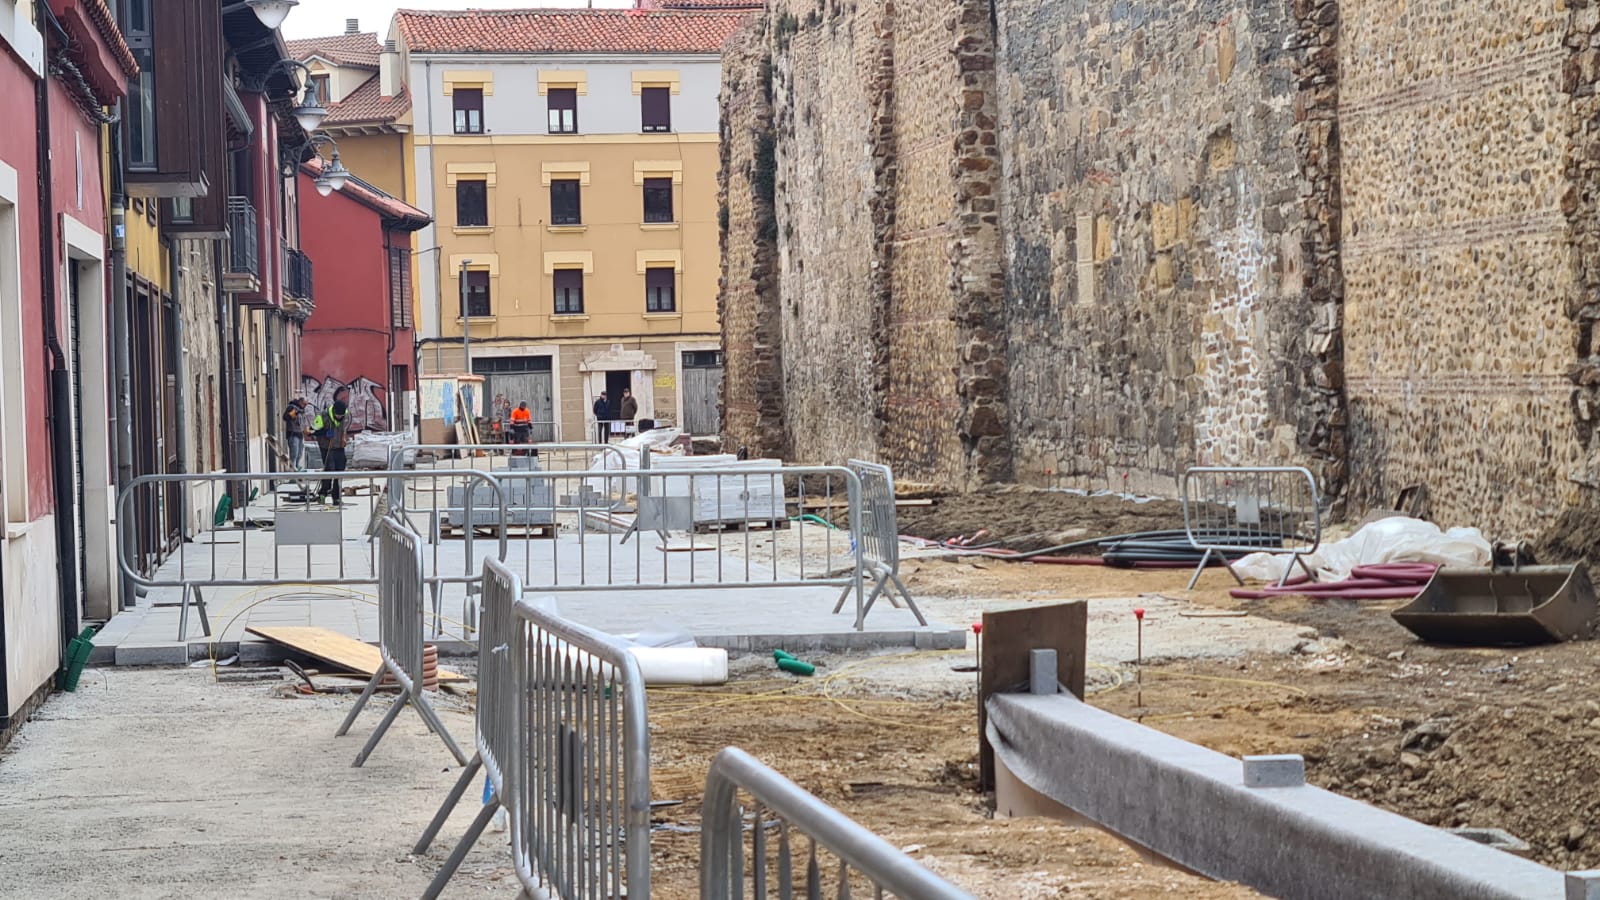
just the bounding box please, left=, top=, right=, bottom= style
left=313, top=148, right=350, bottom=196
left=246, top=0, right=298, bottom=30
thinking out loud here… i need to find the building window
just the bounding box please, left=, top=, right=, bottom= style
left=453, top=87, right=484, bottom=135
left=125, top=0, right=156, bottom=169
left=645, top=267, right=676, bottom=312
left=641, top=86, right=671, bottom=133
left=461, top=270, right=491, bottom=318
left=550, top=179, right=581, bottom=226
left=456, top=179, right=488, bottom=227
left=0, top=195, right=26, bottom=521
left=389, top=247, right=413, bottom=328
left=553, top=268, right=584, bottom=315
left=310, top=74, right=330, bottom=106
left=643, top=177, right=674, bottom=224
left=547, top=87, right=577, bottom=134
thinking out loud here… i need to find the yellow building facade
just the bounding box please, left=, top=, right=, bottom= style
left=394, top=8, right=743, bottom=439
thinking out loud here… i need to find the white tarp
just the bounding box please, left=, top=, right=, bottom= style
left=1232, top=516, right=1492, bottom=582
left=347, top=430, right=418, bottom=470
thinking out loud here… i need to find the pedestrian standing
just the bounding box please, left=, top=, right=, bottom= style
left=620, top=388, right=638, bottom=432
left=314, top=389, right=351, bottom=506
left=592, top=391, right=610, bottom=444
left=282, top=397, right=308, bottom=470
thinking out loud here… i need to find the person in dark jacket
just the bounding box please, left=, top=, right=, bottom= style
left=620, top=388, right=638, bottom=429
left=282, top=397, right=308, bottom=470
left=592, top=391, right=609, bottom=444
left=315, top=389, right=351, bottom=505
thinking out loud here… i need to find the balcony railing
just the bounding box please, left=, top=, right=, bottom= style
left=225, top=197, right=258, bottom=278
left=285, top=247, right=314, bottom=303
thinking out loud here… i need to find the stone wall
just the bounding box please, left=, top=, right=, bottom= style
left=719, top=0, right=1007, bottom=486
left=993, top=0, right=1342, bottom=501
left=720, top=0, right=1600, bottom=534
left=1340, top=0, right=1588, bottom=533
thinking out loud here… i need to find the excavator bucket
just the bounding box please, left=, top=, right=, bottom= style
left=1392, top=565, right=1600, bottom=646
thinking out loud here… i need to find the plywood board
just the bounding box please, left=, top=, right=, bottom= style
left=245, top=626, right=467, bottom=682
left=977, top=601, right=1087, bottom=792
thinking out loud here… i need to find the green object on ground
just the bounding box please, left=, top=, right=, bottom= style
left=214, top=494, right=233, bottom=527
left=57, top=626, right=97, bottom=692
left=772, top=649, right=796, bottom=662
left=777, top=657, right=816, bottom=677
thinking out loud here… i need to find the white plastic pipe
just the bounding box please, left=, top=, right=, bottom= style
left=626, top=646, right=729, bottom=686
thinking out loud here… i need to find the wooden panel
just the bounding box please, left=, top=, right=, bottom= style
left=682, top=365, right=722, bottom=435
left=244, top=626, right=466, bottom=682
left=977, top=601, right=1087, bottom=792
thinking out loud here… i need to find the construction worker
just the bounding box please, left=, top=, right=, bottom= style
left=282, top=397, right=308, bottom=470
left=509, top=401, right=533, bottom=445
left=313, top=389, right=351, bottom=506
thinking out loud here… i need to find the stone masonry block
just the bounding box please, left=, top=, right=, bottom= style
left=1568, top=871, right=1600, bottom=900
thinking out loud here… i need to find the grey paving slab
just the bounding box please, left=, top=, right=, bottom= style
left=99, top=504, right=961, bottom=662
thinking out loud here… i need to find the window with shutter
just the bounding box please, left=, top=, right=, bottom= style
left=641, top=87, right=671, bottom=133
left=550, top=180, right=581, bottom=225
left=645, top=267, right=676, bottom=312
left=553, top=269, right=584, bottom=315
left=548, top=88, right=578, bottom=134
left=453, top=88, right=484, bottom=135
left=456, top=180, right=488, bottom=227
left=642, top=178, right=674, bottom=224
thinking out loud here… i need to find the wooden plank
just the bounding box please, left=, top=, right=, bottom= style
left=244, top=626, right=467, bottom=682
left=977, top=601, right=1087, bottom=792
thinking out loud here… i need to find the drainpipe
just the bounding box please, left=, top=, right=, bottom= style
left=109, top=101, right=135, bottom=610
left=264, top=309, right=277, bottom=474
left=37, top=47, right=81, bottom=657
left=167, top=239, right=189, bottom=481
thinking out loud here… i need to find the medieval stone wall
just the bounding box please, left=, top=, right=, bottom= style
left=1340, top=0, right=1586, bottom=533
left=721, top=0, right=1600, bottom=534
left=993, top=0, right=1342, bottom=500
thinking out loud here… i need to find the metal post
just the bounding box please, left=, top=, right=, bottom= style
left=459, top=258, right=473, bottom=379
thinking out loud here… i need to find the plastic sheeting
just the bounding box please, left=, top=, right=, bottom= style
left=346, top=430, right=418, bottom=470
left=1232, top=517, right=1491, bottom=583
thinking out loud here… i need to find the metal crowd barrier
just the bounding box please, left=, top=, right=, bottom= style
left=1181, top=465, right=1322, bottom=589
left=493, top=464, right=877, bottom=629
left=335, top=516, right=467, bottom=768
left=835, top=459, right=926, bottom=626
left=700, top=747, right=973, bottom=900
left=387, top=442, right=634, bottom=530
left=415, top=556, right=523, bottom=899
left=114, top=470, right=507, bottom=641
left=419, top=554, right=653, bottom=899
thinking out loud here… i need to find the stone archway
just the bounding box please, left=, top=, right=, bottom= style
left=579, top=344, right=658, bottom=429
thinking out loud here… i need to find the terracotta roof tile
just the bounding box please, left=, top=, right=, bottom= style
left=637, top=0, right=763, bottom=9
left=322, top=75, right=410, bottom=126
left=288, top=31, right=382, bottom=68
left=394, top=8, right=752, bottom=55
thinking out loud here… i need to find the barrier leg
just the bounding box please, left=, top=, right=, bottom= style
left=352, top=692, right=409, bottom=768
left=889, top=574, right=927, bottom=626
left=860, top=571, right=892, bottom=618
left=421, top=799, right=499, bottom=900
left=1185, top=547, right=1215, bottom=591
left=831, top=582, right=852, bottom=615
left=177, top=583, right=192, bottom=642
left=337, top=667, right=384, bottom=737
left=415, top=752, right=483, bottom=854
left=429, top=580, right=444, bottom=640
left=413, top=693, right=470, bottom=766
left=193, top=585, right=212, bottom=637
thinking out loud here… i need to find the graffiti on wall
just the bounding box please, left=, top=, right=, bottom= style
left=301, top=374, right=387, bottom=432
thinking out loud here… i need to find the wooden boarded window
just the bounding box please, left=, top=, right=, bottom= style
left=388, top=247, right=413, bottom=328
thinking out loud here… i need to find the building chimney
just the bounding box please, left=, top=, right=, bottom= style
left=380, top=40, right=401, bottom=99
left=345, top=18, right=360, bottom=34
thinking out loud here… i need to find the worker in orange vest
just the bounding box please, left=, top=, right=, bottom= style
left=509, top=401, right=533, bottom=445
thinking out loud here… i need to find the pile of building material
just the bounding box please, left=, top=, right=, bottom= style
left=651, top=455, right=786, bottom=529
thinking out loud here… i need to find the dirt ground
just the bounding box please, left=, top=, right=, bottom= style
left=892, top=488, right=1189, bottom=550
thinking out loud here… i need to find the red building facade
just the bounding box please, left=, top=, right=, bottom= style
left=297, top=160, right=429, bottom=432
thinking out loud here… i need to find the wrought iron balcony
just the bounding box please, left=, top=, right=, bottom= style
left=285, top=247, right=314, bottom=303
left=223, top=197, right=259, bottom=291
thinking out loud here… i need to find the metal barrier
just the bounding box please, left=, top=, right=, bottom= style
left=494, top=464, right=878, bottom=630
left=115, top=470, right=507, bottom=641
left=701, top=747, right=973, bottom=900
left=387, top=443, right=634, bottom=529
left=1181, top=466, right=1322, bottom=589
left=415, top=556, right=523, bottom=899
left=335, top=516, right=468, bottom=768
left=835, top=459, right=926, bottom=626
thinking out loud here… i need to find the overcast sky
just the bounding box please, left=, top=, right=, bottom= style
left=281, top=0, right=636, bottom=41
